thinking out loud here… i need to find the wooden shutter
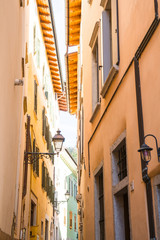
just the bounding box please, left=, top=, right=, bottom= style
left=111, top=0, right=119, bottom=65
left=33, top=139, right=36, bottom=172
left=42, top=108, right=45, bottom=136
left=70, top=211, right=72, bottom=229
left=42, top=162, right=45, bottom=188
left=36, top=147, right=39, bottom=177
left=44, top=167, right=47, bottom=191
left=34, top=80, right=37, bottom=114
left=51, top=145, right=54, bottom=165
left=101, top=9, right=112, bottom=83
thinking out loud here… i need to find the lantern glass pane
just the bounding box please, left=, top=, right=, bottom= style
left=54, top=140, right=63, bottom=153
left=141, top=150, right=151, bottom=163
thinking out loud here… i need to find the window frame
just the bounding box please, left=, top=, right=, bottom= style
left=34, top=79, right=38, bottom=115
left=69, top=211, right=72, bottom=229
left=89, top=21, right=101, bottom=122
left=100, top=0, right=119, bottom=98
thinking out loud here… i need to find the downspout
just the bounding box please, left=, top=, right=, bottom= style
left=134, top=57, right=155, bottom=239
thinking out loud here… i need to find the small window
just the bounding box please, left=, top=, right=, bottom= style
left=117, top=140, right=127, bottom=181
left=42, top=162, right=45, bottom=189
left=92, top=39, right=100, bottom=112
left=112, top=132, right=127, bottom=186
left=34, top=80, right=38, bottom=115
left=41, top=221, right=44, bottom=236
left=42, top=108, right=45, bottom=136
left=100, top=0, right=119, bottom=97
left=69, top=211, right=72, bottom=229
left=30, top=200, right=36, bottom=226
left=74, top=214, right=77, bottom=231
left=95, top=168, right=105, bottom=240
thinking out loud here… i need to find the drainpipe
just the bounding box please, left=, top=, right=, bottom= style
left=134, top=57, right=155, bottom=239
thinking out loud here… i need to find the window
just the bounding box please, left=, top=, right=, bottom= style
left=74, top=214, right=77, bottom=231
left=95, top=168, right=105, bottom=240
left=111, top=131, right=130, bottom=240
left=92, top=39, right=99, bottom=112
left=101, top=5, right=112, bottom=83
left=42, top=108, right=45, bottom=136
left=117, top=140, right=127, bottom=181
left=30, top=200, right=36, bottom=226
left=32, top=139, right=39, bottom=177
left=100, top=0, right=119, bottom=97
left=89, top=22, right=101, bottom=122
left=99, top=170, right=104, bottom=240
left=112, top=137, right=127, bottom=184
left=69, top=211, right=72, bottom=229
left=34, top=80, right=38, bottom=115
left=45, top=219, right=49, bottom=240
left=42, top=162, right=45, bottom=189
left=41, top=221, right=44, bottom=236
left=74, top=184, right=77, bottom=199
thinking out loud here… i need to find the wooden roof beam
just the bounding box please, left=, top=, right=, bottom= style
left=43, top=33, right=53, bottom=38
left=40, top=19, right=51, bottom=24
left=49, top=62, right=58, bottom=67
left=39, top=12, right=50, bottom=16
left=45, top=39, right=54, bottom=44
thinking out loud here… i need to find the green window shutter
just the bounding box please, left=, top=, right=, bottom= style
left=34, top=80, right=37, bottom=114
left=42, top=108, right=45, bottom=136
left=46, top=126, right=49, bottom=150
left=36, top=147, right=39, bottom=177
left=33, top=139, right=36, bottom=172
left=51, top=145, right=54, bottom=165
left=42, top=162, right=45, bottom=189
left=51, top=184, right=54, bottom=205
left=49, top=179, right=52, bottom=201
left=44, top=167, right=47, bottom=191
left=46, top=173, right=49, bottom=196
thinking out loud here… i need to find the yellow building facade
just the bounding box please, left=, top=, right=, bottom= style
left=21, top=0, right=67, bottom=239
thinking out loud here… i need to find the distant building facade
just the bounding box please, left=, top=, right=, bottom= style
left=66, top=0, right=160, bottom=239
left=54, top=149, right=78, bottom=240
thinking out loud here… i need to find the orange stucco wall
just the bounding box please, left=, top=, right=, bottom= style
left=78, top=0, right=160, bottom=239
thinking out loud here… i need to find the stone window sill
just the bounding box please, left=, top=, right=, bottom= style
left=90, top=102, right=101, bottom=123
left=101, top=64, right=119, bottom=98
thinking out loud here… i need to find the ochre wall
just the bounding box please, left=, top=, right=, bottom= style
left=79, top=0, right=160, bottom=239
